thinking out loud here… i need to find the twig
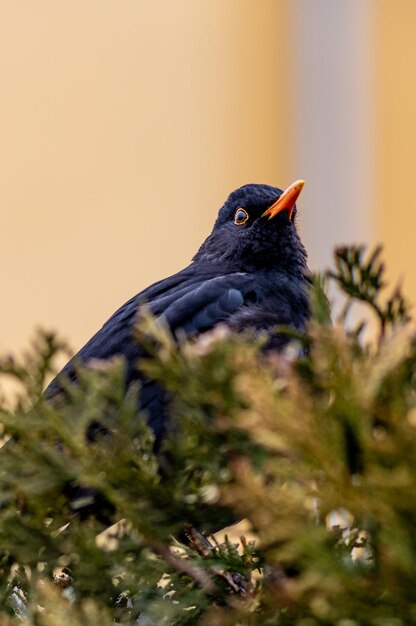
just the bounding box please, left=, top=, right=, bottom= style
left=151, top=541, right=217, bottom=594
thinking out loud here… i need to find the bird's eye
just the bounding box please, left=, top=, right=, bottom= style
left=234, top=208, right=249, bottom=225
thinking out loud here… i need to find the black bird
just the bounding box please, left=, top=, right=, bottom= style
left=46, top=181, right=310, bottom=443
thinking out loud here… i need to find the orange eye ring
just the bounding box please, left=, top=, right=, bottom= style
left=234, top=208, right=249, bottom=225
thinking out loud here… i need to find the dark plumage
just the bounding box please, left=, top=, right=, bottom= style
left=46, top=181, right=310, bottom=442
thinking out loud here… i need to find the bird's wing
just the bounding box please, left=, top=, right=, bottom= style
left=45, top=269, right=256, bottom=397
left=154, top=273, right=254, bottom=335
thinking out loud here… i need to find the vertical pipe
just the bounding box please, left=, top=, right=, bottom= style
left=291, top=0, right=373, bottom=271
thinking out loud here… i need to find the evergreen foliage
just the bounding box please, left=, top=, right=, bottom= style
left=0, top=245, right=415, bottom=625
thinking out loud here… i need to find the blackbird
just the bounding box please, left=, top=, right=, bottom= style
left=46, top=180, right=310, bottom=443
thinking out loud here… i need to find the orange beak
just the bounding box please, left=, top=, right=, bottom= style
left=262, top=180, right=305, bottom=221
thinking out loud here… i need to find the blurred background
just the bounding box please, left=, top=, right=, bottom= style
left=0, top=0, right=414, bottom=354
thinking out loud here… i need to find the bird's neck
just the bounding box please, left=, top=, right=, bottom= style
left=191, top=256, right=309, bottom=283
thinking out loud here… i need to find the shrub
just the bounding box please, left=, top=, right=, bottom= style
left=0, top=246, right=415, bottom=625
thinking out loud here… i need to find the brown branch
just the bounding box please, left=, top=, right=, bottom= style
left=151, top=541, right=218, bottom=594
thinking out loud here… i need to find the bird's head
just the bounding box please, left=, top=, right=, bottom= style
left=194, top=181, right=308, bottom=276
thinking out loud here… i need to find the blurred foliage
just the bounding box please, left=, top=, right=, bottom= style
left=0, top=245, right=415, bottom=625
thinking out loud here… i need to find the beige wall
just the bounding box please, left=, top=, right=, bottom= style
left=1, top=1, right=292, bottom=354
left=374, top=1, right=416, bottom=301
left=2, top=1, right=416, bottom=360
